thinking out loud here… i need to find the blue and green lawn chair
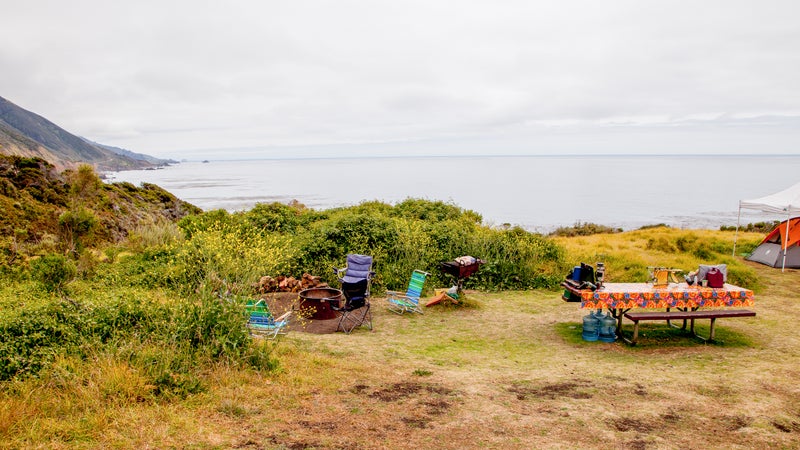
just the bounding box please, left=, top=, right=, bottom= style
left=387, top=269, right=429, bottom=314
left=245, top=299, right=292, bottom=339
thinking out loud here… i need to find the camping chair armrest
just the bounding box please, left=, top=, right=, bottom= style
left=274, top=310, right=292, bottom=322
left=386, top=292, right=418, bottom=301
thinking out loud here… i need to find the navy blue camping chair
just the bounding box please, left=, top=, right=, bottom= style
left=332, top=254, right=375, bottom=333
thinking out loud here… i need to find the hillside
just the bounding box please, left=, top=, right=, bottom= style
left=0, top=154, right=200, bottom=263
left=0, top=96, right=171, bottom=171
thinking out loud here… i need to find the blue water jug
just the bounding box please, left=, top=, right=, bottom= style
left=582, top=310, right=600, bottom=341
left=598, top=311, right=617, bottom=343
left=572, top=266, right=582, bottom=281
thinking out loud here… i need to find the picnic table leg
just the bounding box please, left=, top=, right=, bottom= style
left=611, top=308, right=629, bottom=338
left=667, top=307, right=689, bottom=330
left=631, top=320, right=640, bottom=345
left=709, top=318, right=717, bottom=341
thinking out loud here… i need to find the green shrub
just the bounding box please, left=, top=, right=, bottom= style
left=177, top=209, right=233, bottom=238
left=646, top=237, right=676, bottom=253
left=245, top=201, right=306, bottom=233
left=467, top=227, right=565, bottom=290
left=550, top=222, right=622, bottom=237
left=0, top=297, right=87, bottom=380
left=31, top=253, right=77, bottom=292
left=168, top=222, right=296, bottom=295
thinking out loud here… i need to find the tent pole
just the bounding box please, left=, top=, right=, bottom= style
left=782, top=210, right=790, bottom=272
left=733, top=204, right=742, bottom=257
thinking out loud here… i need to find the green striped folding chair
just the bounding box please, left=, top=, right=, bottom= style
left=387, top=269, right=429, bottom=314
left=245, top=299, right=291, bottom=339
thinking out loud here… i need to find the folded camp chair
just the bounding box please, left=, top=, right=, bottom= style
left=387, top=269, right=429, bottom=314
left=332, top=254, right=375, bottom=333
left=245, top=299, right=291, bottom=339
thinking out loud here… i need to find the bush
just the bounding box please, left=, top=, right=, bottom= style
left=550, top=222, right=622, bottom=237
left=245, top=201, right=308, bottom=233
left=168, top=222, right=296, bottom=295
left=0, top=287, right=278, bottom=383
left=720, top=221, right=780, bottom=233
left=467, top=227, right=565, bottom=290
left=31, top=253, right=76, bottom=292
left=0, top=297, right=87, bottom=380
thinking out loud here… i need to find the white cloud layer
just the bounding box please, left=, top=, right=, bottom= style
left=2, top=0, right=799, bottom=158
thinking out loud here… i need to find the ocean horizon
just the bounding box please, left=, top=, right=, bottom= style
left=107, top=154, right=800, bottom=233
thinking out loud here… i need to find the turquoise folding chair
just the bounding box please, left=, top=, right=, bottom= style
left=387, top=270, right=429, bottom=314
left=245, top=299, right=291, bottom=339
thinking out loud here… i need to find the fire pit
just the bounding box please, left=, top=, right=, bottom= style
left=298, top=287, right=343, bottom=320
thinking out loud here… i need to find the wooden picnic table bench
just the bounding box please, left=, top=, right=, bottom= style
left=622, top=309, right=756, bottom=345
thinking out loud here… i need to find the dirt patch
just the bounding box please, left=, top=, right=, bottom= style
left=296, top=420, right=337, bottom=431
left=720, top=414, right=753, bottom=431
left=626, top=438, right=648, bottom=450
left=401, top=416, right=429, bottom=428
left=350, top=384, right=369, bottom=394
left=423, top=398, right=451, bottom=416
left=368, top=382, right=453, bottom=402
left=659, top=410, right=681, bottom=423
left=507, top=379, right=593, bottom=400
left=262, top=292, right=355, bottom=334
left=772, top=420, right=800, bottom=433
left=610, top=417, right=655, bottom=433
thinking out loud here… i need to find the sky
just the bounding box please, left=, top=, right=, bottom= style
left=2, top=0, right=799, bottom=160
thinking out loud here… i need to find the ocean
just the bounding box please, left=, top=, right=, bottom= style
left=105, top=155, right=800, bottom=233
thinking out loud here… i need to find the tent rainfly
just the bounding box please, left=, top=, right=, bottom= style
left=735, top=181, right=800, bottom=272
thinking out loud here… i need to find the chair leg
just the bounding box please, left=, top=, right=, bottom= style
left=362, top=303, right=372, bottom=330
left=337, top=304, right=372, bottom=334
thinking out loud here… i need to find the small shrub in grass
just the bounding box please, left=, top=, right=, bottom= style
left=550, top=222, right=622, bottom=237
left=646, top=237, right=676, bottom=253
left=132, top=344, right=206, bottom=399
left=243, top=339, right=281, bottom=372
left=31, top=254, right=76, bottom=293
left=172, top=294, right=252, bottom=359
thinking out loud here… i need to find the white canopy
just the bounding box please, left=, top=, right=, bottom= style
left=739, top=181, right=800, bottom=216
left=735, top=181, right=800, bottom=271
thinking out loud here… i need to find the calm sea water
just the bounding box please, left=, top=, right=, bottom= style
left=105, top=155, right=800, bottom=232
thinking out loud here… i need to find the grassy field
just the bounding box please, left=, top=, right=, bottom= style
left=2, top=230, right=800, bottom=449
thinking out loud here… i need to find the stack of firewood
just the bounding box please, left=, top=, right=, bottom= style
left=257, top=273, right=328, bottom=293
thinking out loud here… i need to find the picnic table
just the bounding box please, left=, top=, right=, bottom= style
left=562, top=282, right=755, bottom=344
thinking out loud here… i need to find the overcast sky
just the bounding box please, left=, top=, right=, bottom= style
left=2, top=1, right=799, bottom=159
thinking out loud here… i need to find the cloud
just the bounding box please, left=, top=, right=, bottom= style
left=2, top=0, right=799, bottom=158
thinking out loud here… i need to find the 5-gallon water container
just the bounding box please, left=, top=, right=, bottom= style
left=572, top=266, right=582, bottom=281
left=582, top=310, right=600, bottom=341
left=598, top=311, right=617, bottom=343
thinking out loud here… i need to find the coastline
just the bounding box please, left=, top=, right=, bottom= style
left=105, top=155, right=799, bottom=233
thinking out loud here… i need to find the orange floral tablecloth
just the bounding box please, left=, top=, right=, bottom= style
left=579, top=283, right=754, bottom=309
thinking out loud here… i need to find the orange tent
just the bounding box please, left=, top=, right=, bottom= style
left=747, top=218, right=800, bottom=268
left=761, top=217, right=800, bottom=247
